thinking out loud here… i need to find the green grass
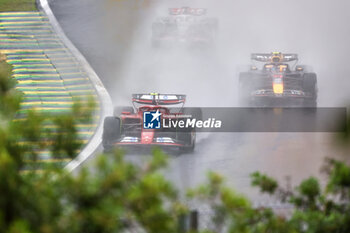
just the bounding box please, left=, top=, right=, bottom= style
left=0, top=0, right=37, bottom=12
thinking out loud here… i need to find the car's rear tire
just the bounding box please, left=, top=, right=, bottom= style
left=178, top=130, right=195, bottom=153
left=179, top=108, right=201, bottom=153
left=102, top=117, right=121, bottom=151
left=114, top=106, right=134, bottom=117
left=303, top=99, right=317, bottom=108
left=303, top=73, right=317, bottom=107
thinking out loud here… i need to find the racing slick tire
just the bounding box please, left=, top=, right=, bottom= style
left=102, top=117, right=121, bottom=151
left=238, top=72, right=254, bottom=107
left=114, top=106, right=134, bottom=117
left=178, top=108, right=202, bottom=153
left=178, top=129, right=195, bottom=153
left=302, top=73, right=318, bottom=107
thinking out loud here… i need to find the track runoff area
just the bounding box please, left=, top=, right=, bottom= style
left=0, top=11, right=99, bottom=170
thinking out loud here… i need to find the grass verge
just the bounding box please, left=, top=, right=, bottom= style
left=0, top=0, right=37, bottom=12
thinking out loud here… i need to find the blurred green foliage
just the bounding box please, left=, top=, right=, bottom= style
left=0, top=56, right=350, bottom=233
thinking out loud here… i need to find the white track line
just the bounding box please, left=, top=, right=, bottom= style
left=38, top=0, right=113, bottom=172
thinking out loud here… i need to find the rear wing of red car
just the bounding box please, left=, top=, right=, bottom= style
left=251, top=53, right=298, bottom=63
left=132, top=93, right=186, bottom=105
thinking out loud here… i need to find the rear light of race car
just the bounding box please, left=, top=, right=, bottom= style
left=273, top=83, right=284, bottom=94
left=272, top=75, right=284, bottom=94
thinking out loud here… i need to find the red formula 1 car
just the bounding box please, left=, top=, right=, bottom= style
left=102, top=93, right=202, bottom=153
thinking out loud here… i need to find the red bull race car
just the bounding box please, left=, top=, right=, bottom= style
left=151, top=7, right=218, bottom=48
left=102, top=93, right=202, bottom=153
left=238, top=52, right=318, bottom=107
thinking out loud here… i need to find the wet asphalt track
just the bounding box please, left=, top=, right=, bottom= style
left=50, top=0, right=350, bottom=202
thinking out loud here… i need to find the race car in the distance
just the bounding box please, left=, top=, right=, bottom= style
left=151, top=7, right=218, bottom=48
left=238, top=52, right=318, bottom=107
left=102, top=93, right=202, bottom=153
